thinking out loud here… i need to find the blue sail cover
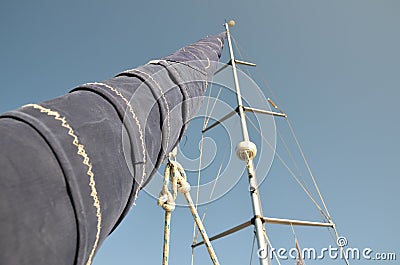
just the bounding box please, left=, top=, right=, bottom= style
left=0, top=33, right=225, bottom=265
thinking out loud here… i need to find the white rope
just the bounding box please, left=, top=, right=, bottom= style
left=159, top=150, right=220, bottom=265
left=158, top=152, right=176, bottom=265
left=170, top=160, right=221, bottom=265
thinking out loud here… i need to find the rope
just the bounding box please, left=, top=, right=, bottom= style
left=158, top=150, right=220, bottom=265
left=173, top=160, right=220, bottom=265
left=158, top=152, right=176, bottom=265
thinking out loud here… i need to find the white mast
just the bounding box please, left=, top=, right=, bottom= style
left=196, top=20, right=335, bottom=264
left=224, top=20, right=269, bottom=265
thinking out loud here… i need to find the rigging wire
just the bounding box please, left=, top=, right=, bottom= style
left=203, top=81, right=214, bottom=130
left=192, top=145, right=230, bottom=246
left=204, top=85, right=224, bottom=129
left=277, top=128, right=314, bottom=202
left=245, top=115, right=331, bottom=221
left=190, top=33, right=343, bottom=265
left=262, top=229, right=283, bottom=265
left=290, top=224, right=306, bottom=265
left=275, top=125, right=331, bottom=225
left=285, top=118, right=332, bottom=220
left=231, top=35, right=284, bottom=114
left=325, top=225, right=350, bottom=265
left=191, top=133, right=204, bottom=265
left=249, top=231, right=256, bottom=265
left=232, top=34, right=333, bottom=223
left=191, top=80, right=226, bottom=265
left=231, top=35, right=271, bottom=110
left=192, top=80, right=218, bottom=256
left=191, top=119, right=240, bottom=251
left=332, top=227, right=351, bottom=265
left=191, top=80, right=214, bottom=265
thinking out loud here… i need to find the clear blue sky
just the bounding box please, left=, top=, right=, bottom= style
left=1, top=1, right=399, bottom=264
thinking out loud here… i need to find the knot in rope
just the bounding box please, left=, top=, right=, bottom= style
left=158, top=147, right=220, bottom=265
left=158, top=147, right=189, bottom=212
left=169, top=160, right=191, bottom=194
left=158, top=189, right=176, bottom=212
left=158, top=163, right=176, bottom=212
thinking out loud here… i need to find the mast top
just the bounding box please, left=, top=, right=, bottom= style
left=227, top=20, right=236, bottom=27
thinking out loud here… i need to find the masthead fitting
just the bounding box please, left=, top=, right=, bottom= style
left=228, top=20, right=236, bottom=27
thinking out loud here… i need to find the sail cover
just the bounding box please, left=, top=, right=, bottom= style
left=0, top=33, right=225, bottom=265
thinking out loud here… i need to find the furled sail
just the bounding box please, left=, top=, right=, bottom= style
left=0, top=33, right=225, bottom=265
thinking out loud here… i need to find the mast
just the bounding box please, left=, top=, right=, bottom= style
left=195, top=21, right=337, bottom=265
left=224, top=20, right=269, bottom=265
